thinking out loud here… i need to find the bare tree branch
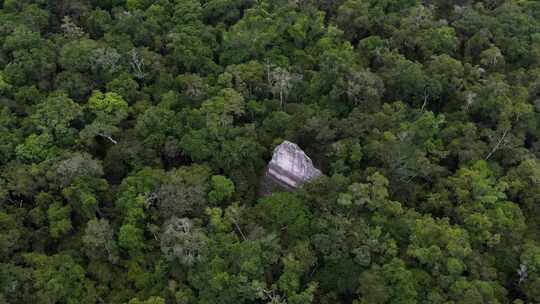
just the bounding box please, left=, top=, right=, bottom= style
left=485, top=126, right=510, bottom=160
left=97, top=133, right=118, bottom=145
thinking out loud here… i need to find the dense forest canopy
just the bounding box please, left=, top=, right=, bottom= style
left=1, top=0, right=540, bottom=303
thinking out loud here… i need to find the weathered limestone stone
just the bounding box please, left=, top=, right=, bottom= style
left=261, top=141, right=322, bottom=195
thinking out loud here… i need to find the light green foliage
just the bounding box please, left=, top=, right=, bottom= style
left=32, top=93, right=82, bottom=137
left=277, top=241, right=316, bottom=296
left=88, top=90, right=129, bottom=120
left=134, top=105, right=181, bottom=150
left=444, top=161, right=526, bottom=248
left=62, top=181, right=105, bottom=220
left=118, top=223, right=145, bottom=253
left=407, top=216, right=472, bottom=271
left=391, top=5, right=458, bottom=60
left=15, top=133, right=57, bottom=163
left=47, top=202, right=72, bottom=238
left=106, top=73, right=140, bottom=102
left=503, top=159, right=540, bottom=231
left=115, top=168, right=165, bottom=222
left=81, top=90, right=129, bottom=145
left=329, top=139, right=362, bottom=174
left=224, top=61, right=266, bottom=99
left=201, top=88, right=245, bottom=131
left=24, top=253, right=97, bottom=304
left=0, top=72, right=12, bottom=94
left=480, top=46, right=505, bottom=69
left=425, top=54, right=464, bottom=103
left=209, top=175, right=235, bottom=204
left=356, top=259, right=418, bottom=304
left=255, top=192, right=312, bottom=241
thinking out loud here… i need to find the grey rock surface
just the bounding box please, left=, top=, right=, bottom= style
left=261, top=141, right=322, bottom=194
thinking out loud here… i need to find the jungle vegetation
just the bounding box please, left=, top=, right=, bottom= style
left=2, top=0, right=540, bottom=303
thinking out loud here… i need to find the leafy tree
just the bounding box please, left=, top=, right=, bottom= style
left=54, top=71, right=94, bottom=101
left=0, top=211, right=24, bottom=260
left=15, top=133, right=57, bottom=163
left=0, top=107, right=23, bottom=165
left=24, top=253, right=98, bottom=304
left=391, top=5, right=459, bottom=60
left=3, top=25, right=56, bottom=89
left=58, top=39, right=100, bottom=74
left=47, top=202, right=72, bottom=238
left=424, top=54, right=464, bottom=107
left=156, top=165, right=212, bottom=219
left=407, top=215, right=472, bottom=276
left=0, top=263, right=35, bottom=303
left=520, top=242, right=540, bottom=301
left=106, top=72, right=140, bottom=103
left=208, top=175, right=235, bottom=204
left=378, top=51, right=429, bottom=106
left=503, top=159, right=540, bottom=233
left=49, top=152, right=104, bottom=188
left=356, top=259, right=418, bottom=304
left=134, top=105, right=182, bottom=157
left=201, top=88, right=245, bottom=132
left=88, top=90, right=129, bottom=120
left=31, top=93, right=82, bottom=144
left=269, top=67, right=302, bottom=109
left=118, top=223, right=145, bottom=254
left=81, top=90, right=129, bottom=145
left=224, top=60, right=267, bottom=99
left=254, top=192, right=312, bottom=243
left=331, top=68, right=384, bottom=110
left=160, top=217, right=208, bottom=266
left=83, top=218, right=119, bottom=263
left=165, top=23, right=217, bottom=74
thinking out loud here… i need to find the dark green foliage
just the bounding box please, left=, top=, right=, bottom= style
left=1, top=1, right=540, bottom=303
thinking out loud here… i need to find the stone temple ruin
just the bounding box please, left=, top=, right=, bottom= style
left=260, top=141, right=322, bottom=195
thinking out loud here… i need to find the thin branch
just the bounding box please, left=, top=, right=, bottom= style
left=421, top=86, right=431, bottom=112
left=131, top=49, right=145, bottom=79
left=97, top=133, right=118, bottom=144
left=421, top=93, right=429, bottom=112
left=485, top=126, right=510, bottom=160
left=233, top=221, right=247, bottom=241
